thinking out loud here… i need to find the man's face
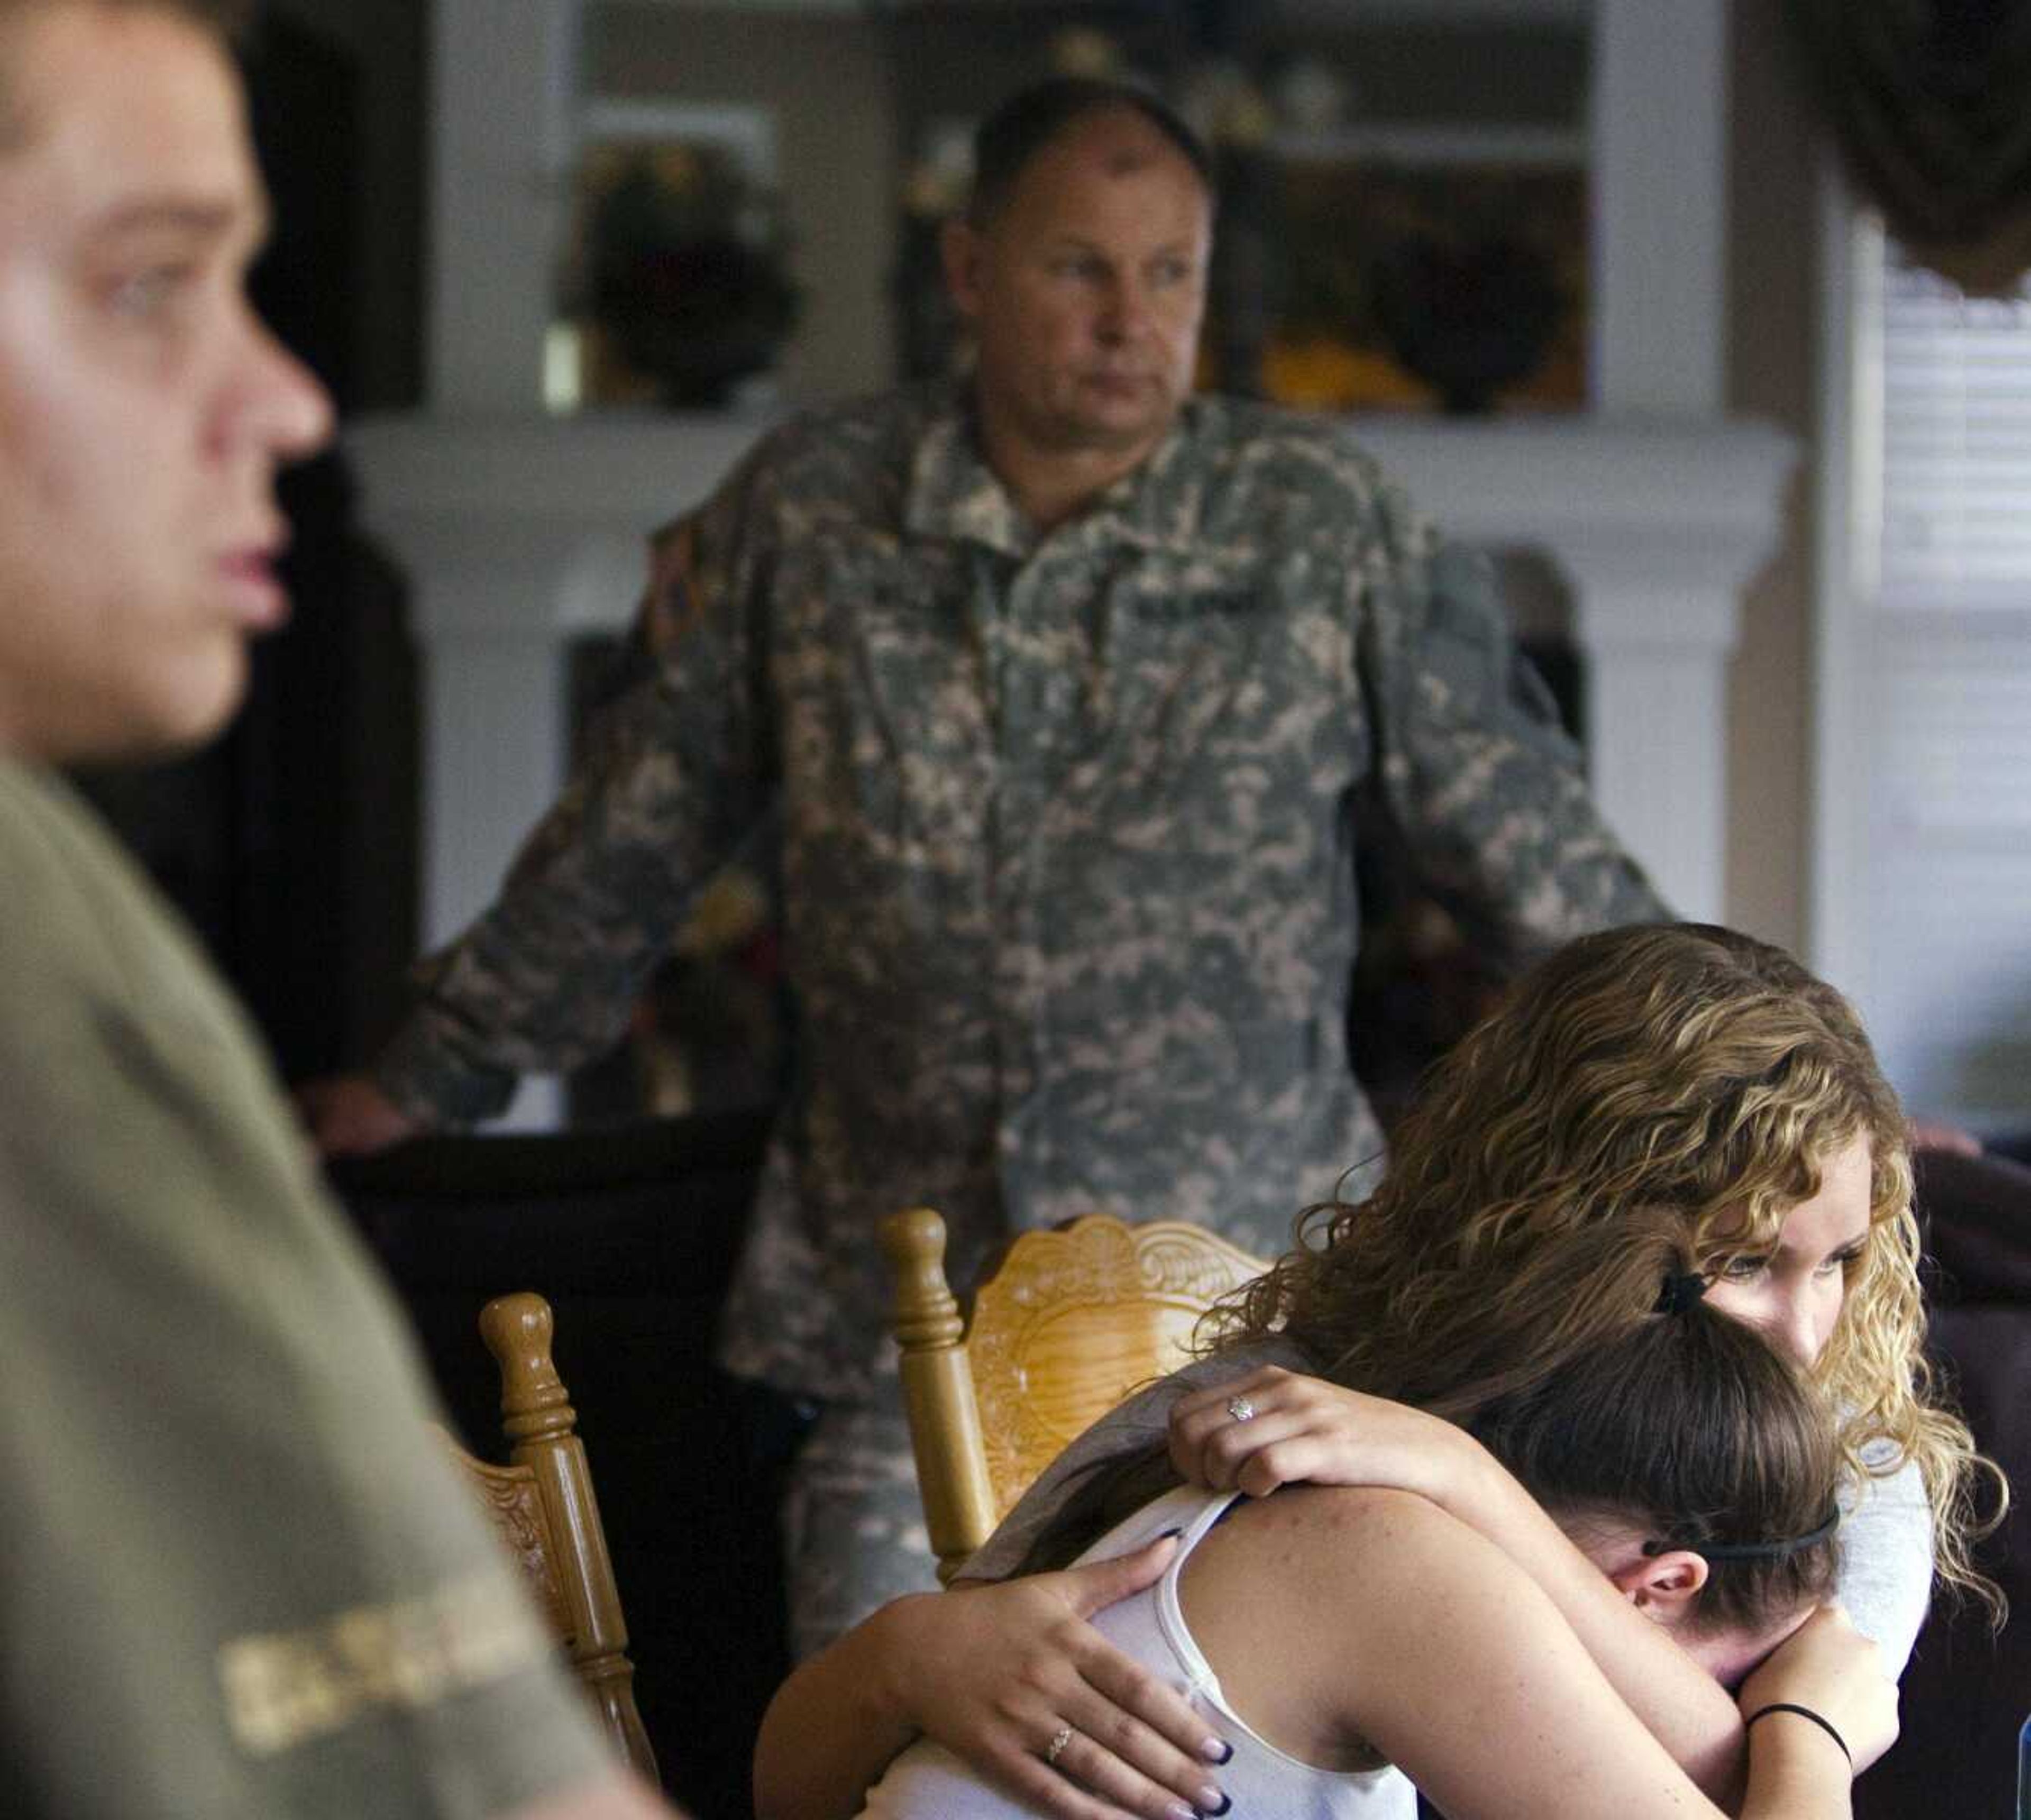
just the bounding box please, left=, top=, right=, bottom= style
left=944, top=106, right=1211, bottom=468
left=0, top=2, right=331, bottom=765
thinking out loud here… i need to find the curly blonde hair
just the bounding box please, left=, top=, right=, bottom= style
left=1206, top=922, right=2003, bottom=1613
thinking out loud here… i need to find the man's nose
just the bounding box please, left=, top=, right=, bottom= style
left=218, top=307, right=334, bottom=464
left=1096, top=275, right=1148, bottom=341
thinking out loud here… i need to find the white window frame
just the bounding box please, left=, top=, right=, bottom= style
left=1806, top=154, right=1886, bottom=1013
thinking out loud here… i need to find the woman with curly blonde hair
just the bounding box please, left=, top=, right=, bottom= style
left=758, top=924, right=1999, bottom=1820
left=1176, top=919, right=1986, bottom=1605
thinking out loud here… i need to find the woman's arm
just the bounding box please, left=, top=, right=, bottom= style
left=1191, top=1486, right=1890, bottom=1820
left=1169, top=1367, right=1747, bottom=1800
left=753, top=1538, right=1232, bottom=1820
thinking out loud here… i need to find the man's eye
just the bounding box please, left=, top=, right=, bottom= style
left=108, top=266, right=193, bottom=316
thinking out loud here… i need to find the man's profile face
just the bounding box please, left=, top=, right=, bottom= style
left=945, top=105, right=1211, bottom=470
left=0, top=2, right=330, bottom=765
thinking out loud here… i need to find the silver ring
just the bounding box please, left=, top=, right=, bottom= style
left=1045, top=1724, right=1074, bottom=1766
left=1226, top=1394, right=1256, bottom=1423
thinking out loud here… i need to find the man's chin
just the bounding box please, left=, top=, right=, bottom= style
left=74, top=653, right=250, bottom=769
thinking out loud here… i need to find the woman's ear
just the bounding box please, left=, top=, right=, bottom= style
left=1606, top=1548, right=1711, bottom=1627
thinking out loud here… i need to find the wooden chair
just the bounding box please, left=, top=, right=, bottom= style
left=442, top=1291, right=660, bottom=1786
left=880, top=1209, right=1269, bottom=1583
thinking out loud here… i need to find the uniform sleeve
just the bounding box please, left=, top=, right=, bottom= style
left=1835, top=1444, right=1935, bottom=1678
left=376, top=454, right=783, bottom=1127
left=1354, top=484, right=1672, bottom=966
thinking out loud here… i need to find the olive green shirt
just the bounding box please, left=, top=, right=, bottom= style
left=0, top=760, right=614, bottom=1817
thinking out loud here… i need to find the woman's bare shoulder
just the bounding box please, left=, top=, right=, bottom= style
left=1181, top=1486, right=1524, bottom=1771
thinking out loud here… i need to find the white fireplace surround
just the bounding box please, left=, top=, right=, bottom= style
left=348, top=0, right=1792, bottom=1123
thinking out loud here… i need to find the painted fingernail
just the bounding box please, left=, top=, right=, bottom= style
left=1157, top=1526, right=1184, bottom=1539
left=1195, top=1796, right=1232, bottom=1818
left=1200, top=1739, right=1234, bottom=1764
left=1166, top=1805, right=1196, bottom=1820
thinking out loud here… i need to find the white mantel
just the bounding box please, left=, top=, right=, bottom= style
left=353, top=0, right=1793, bottom=1121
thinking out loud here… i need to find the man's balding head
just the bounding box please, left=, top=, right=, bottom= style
left=968, top=76, right=1213, bottom=228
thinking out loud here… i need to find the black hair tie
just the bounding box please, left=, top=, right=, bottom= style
left=1654, top=1269, right=1709, bottom=1316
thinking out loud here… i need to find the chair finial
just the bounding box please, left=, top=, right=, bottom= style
left=880, top=1208, right=964, bottom=1349
left=480, top=1291, right=575, bottom=1441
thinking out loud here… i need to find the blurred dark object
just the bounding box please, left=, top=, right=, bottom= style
left=1852, top=1144, right=2031, bottom=1817
left=584, top=149, right=800, bottom=408
left=332, top=1111, right=798, bottom=1820
left=1783, top=0, right=2031, bottom=296
left=1369, top=233, right=1563, bottom=416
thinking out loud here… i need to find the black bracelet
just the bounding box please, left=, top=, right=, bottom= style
left=1744, top=1702, right=1852, bottom=1768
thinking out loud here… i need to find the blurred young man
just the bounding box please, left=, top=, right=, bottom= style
left=0, top=4, right=679, bottom=1813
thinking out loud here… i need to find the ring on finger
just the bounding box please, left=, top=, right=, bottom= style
left=1045, top=1723, right=1075, bottom=1767
left=1226, top=1394, right=1257, bottom=1423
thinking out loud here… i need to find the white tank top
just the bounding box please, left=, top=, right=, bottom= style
left=854, top=1484, right=1416, bottom=1819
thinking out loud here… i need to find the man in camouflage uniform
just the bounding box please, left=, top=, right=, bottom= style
left=305, top=78, right=1668, bottom=1654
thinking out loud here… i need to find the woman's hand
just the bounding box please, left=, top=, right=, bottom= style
left=754, top=1535, right=1234, bottom=1820
left=1169, top=1366, right=1475, bottom=1505
left=904, top=1542, right=1235, bottom=1820
left=1737, top=1605, right=1899, bottom=1776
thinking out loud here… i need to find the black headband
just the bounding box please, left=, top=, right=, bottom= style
left=1642, top=1505, right=1842, bottom=1562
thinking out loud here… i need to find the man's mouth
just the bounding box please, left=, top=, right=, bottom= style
left=217, top=537, right=290, bottom=630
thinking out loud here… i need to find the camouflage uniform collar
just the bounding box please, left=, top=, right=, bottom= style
left=904, top=382, right=1207, bottom=560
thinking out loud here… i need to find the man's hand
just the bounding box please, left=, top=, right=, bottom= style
left=1910, top=1118, right=1983, bottom=1156
left=294, top=1073, right=426, bottom=1159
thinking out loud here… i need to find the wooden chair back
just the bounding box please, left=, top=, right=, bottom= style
left=441, top=1291, right=659, bottom=1786
left=880, top=1209, right=1268, bottom=1582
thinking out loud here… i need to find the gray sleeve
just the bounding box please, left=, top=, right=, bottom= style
left=1835, top=1444, right=1935, bottom=1678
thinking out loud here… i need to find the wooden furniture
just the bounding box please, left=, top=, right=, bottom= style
left=880, top=1209, right=1268, bottom=1583
left=444, top=1291, right=659, bottom=1786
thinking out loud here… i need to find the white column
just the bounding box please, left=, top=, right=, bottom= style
left=1591, top=0, right=1728, bottom=414
left=427, top=0, right=578, bottom=411
left=348, top=414, right=770, bottom=943
left=1560, top=563, right=1739, bottom=921
left=1359, top=417, right=1796, bottom=922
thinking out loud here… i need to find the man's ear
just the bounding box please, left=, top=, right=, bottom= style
left=941, top=216, right=985, bottom=320
left=1606, top=1549, right=1711, bottom=1628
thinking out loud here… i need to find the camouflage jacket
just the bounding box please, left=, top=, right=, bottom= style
left=376, top=380, right=1668, bottom=1398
